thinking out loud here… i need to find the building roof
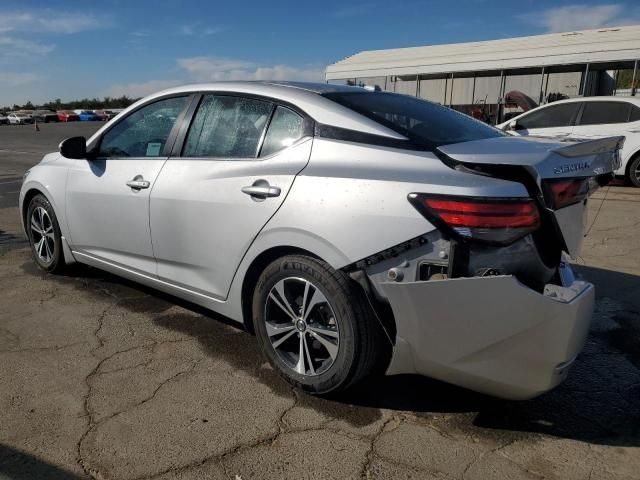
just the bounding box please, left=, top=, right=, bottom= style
left=325, top=25, right=640, bottom=80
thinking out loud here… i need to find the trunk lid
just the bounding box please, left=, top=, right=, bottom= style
left=437, top=135, right=624, bottom=257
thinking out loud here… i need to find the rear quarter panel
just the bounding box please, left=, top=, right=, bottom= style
left=221, top=138, right=530, bottom=322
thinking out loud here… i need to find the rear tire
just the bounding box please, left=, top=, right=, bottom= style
left=627, top=154, right=640, bottom=188
left=252, top=255, right=386, bottom=395
left=26, top=194, right=66, bottom=273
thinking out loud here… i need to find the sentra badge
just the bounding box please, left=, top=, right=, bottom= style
left=553, top=161, right=591, bottom=175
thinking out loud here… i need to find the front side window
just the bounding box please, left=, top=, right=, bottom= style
left=516, top=103, right=580, bottom=130
left=323, top=91, right=503, bottom=148
left=259, top=106, right=305, bottom=157
left=183, top=95, right=272, bottom=158
left=99, top=96, right=187, bottom=158
left=579, top=102, right=631, bottom=125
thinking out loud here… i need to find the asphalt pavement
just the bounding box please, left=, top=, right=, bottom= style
left=0, top=123, right=639, bottom=479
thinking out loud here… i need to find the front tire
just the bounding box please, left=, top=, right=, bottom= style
left=253, top=255, right=385, bottom=395
left=26, top=194, right=65, bottom=273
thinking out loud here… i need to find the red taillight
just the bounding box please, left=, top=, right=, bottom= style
left=409, top=194, right=540, bottom=244
left=544, top=178, right=589, bottom=209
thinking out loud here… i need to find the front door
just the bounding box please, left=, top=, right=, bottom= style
left=150, top=95, right=312, bottom=299
left=513, top=102, right=580, bottom=139
left=65, top=96, right=189, bottom=275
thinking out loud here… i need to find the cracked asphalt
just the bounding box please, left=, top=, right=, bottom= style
left=1, top=123, right=640, bottom=479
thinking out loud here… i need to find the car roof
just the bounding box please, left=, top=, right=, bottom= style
left=86, top=81, right=406, bottom=146
left=540, top=96, right=640, bottom=106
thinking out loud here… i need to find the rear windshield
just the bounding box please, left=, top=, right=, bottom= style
left=323, top=91, right=504, bottom=148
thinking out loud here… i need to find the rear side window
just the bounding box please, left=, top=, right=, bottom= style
left=259, top=106, right=305, bottom=157
left=99, top=96, right=187, bottom=157
left=184, top=95, right=272, bottom=158
left=517, top=103, right=579, bottom=130
left=323, top=92, right=503, bottom=147
left=631, top=105, right=640, bottom=122
left=579, top=102, right=631, bottom=125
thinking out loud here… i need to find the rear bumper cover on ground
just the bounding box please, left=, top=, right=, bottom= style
left=381, top=268, right=594, bottom=400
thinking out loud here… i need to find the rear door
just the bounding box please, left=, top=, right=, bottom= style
left=512, top=102, right=580, bottom=139
left=572, top=101, right=632, bottom=139
left=65, top=95, right=189, bottom=274
left=150, top=94, right=312, bottom=299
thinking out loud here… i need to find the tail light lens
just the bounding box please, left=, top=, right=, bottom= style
left=409, top=193, right=540, bottom=244
left=543, top=178, right=590, bottom=209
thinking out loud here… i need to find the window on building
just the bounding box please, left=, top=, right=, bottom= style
left=544, top=71, right=582, bottom=100
left=449, top=76, right=474, bottom=106
left=504, top=73, right=543, bottom=103
left=389, top=75, right=418, bottom=96
left=615, top=69, right=638, bottom=96
left=418, top=76, right=447, bottom=104
left=473, top=75, right=502, bottom=105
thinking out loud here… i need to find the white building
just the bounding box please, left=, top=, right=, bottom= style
left=325, top=25, right=640, bottom=124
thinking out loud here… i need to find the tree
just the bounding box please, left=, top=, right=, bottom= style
left=2, top=95, right=140, bottom=112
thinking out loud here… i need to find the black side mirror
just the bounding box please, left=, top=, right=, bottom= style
left=59, top=136, right=87, bottom=159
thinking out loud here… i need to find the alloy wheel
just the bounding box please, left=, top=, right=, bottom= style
left=30, top=206, right=55, bottom=263
left=264, top=277, right=339, bottom=376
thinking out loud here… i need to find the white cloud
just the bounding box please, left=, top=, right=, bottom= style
left=177, top=56, right=323, bottom=82
left=520, top=4, right=639, bottom=33
left=104, top=79, right=182, bottom=98
left=0, top=10, right=107, bottom=34
left=0, top=35, right=55, bottom=57
left=178, top=23, right=226, bottom=36
left=0, top=72, right=39, bottom=86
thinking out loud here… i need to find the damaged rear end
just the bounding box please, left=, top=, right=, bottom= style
left=369, top=135, right=623, bottom=400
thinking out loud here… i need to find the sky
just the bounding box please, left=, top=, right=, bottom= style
left=1, top=0, right=639, bottom=106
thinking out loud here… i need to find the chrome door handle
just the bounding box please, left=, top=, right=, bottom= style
left=126, top=177, right=150, bottom=190
left=241, top=182, right=281, bottom=199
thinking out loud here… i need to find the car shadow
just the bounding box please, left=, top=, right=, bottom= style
left=21, top=259, right=640, bottom=447
left=0, top=444, right=85, bottom=480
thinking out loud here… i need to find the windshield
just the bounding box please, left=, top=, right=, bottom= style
left=323, top=91, right=504, bottom=148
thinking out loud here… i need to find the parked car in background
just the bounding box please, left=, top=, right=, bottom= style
left=7, top=112, right=34, bottom=124
left=498, top=97, right=640, bottom=186
left=78, top=110, right=100, bottom=121
left=0, top=113, right=8, bottom=125
left=32, top=110, right=59, bottom=123
left=20, top=81, right=622, bottom=400
left=57, top=111, right=80, bottom=122
left=93, top=110, right=110, bottom=121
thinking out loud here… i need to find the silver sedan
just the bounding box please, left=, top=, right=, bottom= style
left=20, top=82, right=622, bottom=399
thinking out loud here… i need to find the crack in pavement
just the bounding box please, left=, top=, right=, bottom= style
left=360, top=416, right=399, bottom=479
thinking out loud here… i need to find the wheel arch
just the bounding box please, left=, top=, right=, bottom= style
left=237, top=243, right=397, bottom=356
left=625, top=149, right=640, bottom=182
left=21, top=187, right=49, bottom=235
left=240, top=245, right=319, bottom=334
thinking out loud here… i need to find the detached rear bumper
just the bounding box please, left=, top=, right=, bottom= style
left=381, top=270, right=594, bottom=400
